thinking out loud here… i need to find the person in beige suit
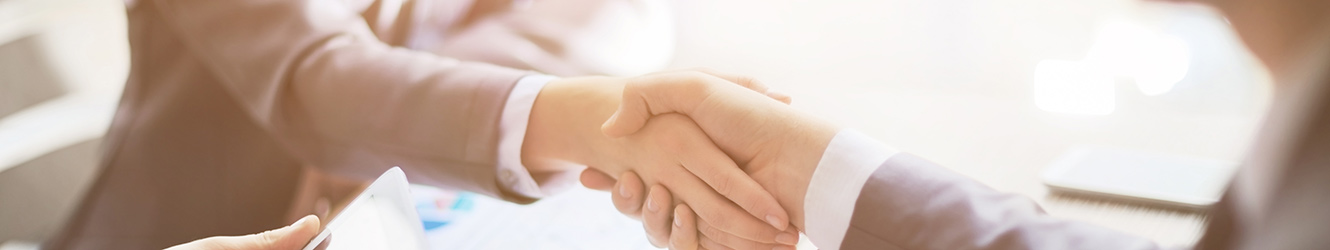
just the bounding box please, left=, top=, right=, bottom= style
left=592, top=0, right=1330, bottom=249
left=50, top=0, right=808, bottom=249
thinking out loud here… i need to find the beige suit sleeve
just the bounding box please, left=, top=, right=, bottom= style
left=147, top=0, right=539, bottom=202
left=841, top=153, right=1164, bottom=250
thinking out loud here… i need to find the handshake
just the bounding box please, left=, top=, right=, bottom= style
left=529, top=69, right=841, bottom=250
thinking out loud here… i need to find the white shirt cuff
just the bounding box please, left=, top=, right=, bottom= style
left=495, top=74, right=558, bottom=198
left=803, top=130, right=900, bottom=250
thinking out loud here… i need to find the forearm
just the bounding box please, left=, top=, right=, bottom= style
left=842, top=153, right=1160, bottom=249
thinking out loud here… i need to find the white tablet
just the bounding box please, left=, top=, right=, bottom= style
left=303, top=167, right=428, bottom=250
left=1042, top=147, right=1237, bottom=210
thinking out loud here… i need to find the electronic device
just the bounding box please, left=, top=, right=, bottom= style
left=1041, top=146, right=1238, bottom=210
left=303, top=167, right=427, bottom=250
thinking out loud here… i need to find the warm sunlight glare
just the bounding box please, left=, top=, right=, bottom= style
left=1033, top=60, right=1116, bottom=115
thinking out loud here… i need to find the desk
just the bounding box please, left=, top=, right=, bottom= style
left=430, top=0, right=1269, bottom=249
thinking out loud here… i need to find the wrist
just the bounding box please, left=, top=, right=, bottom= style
left=747, top=111, right=840, bottom=230
left=520, top=76, right=629, bottom=174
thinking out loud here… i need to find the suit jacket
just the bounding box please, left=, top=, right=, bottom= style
left=839, top=54, right=1330, bottom=249
left=47, top=0, right=664, bottom=249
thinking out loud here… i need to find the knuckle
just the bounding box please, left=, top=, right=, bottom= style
left=699, top=210, right=734, bottom=230
left=737, top=75, right=764, bottom=89
left=258, top=231, right=280, bottom=247
left=679, top=71, right=713, bottom=85
left=698, top=222, right=724, bottom=239
left=622, top=78, right=644, bottom=94
left=712, top=176, right=735, bottom=198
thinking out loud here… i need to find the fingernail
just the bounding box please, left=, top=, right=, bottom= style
left=775, top=232, right=798, bottom=245
left=765, top=215, right=785, bottom=229
left=293, top=215, right=312, bottom=226
left=647, top=198, right=659, bottom=212
left=602, top=112, right=619, bottom=129
left=618, top=184, right=631, bottom=198
left=674, top=216, right=683, bottom=227
left=276, top=215, right=312, bottom=233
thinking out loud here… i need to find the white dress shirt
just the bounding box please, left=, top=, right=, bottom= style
left=804, top=129, right=901, bottom=250
left=495, top=74, right=559, bottom=198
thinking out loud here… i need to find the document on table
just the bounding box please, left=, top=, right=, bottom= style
left=415, top=185, right=659, bottom=250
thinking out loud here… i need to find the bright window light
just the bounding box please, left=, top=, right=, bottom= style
left=1034, top=60, right=1116, bottom=115
left=1084, top=20, right=1191, bottom=96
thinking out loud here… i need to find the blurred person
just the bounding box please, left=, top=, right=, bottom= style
left=46, top=0, right=801, bottom=249
left=589, top=0, right=1330, bottom=249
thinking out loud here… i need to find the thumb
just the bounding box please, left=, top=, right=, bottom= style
left=600, top=83, right=655, bottom=138
left=255, top=215, right=321, bottom=250
left=227, top=215, right=322, bottom=250
left=165, top=215, right=321, bottom=250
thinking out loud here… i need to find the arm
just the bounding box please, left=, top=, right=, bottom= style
left=817, top=132, right=1161, bottom=250
left=148, top=0, right=536, bottom=201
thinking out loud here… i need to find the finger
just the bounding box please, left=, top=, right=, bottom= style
left=689, top=68, right=792, bottom=104
left=612, top=171, right=647, bottom=219
left=697, top=216, right=798, bottom=250
left=166, top=215, right=321, bottom=250
left=643, top=185, right=676, bottom=248
left=669, top=204, right=699, bottom=250
left=256, top=215, right=321, bottom=250
left=579, top=167, right=617, bottom=191
left=698, top=235, right=733, bottom=250
left=676, top=132, right=790, bottom=231
left=663, top=168, right=786, bottom=244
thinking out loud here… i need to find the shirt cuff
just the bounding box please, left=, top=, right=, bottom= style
left=804, top=130, right=901, bottom=250
left=495, top=74, right=558, bottom=198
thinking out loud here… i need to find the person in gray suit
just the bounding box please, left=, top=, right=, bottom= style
left=586, top=0, right=1330, bottom=249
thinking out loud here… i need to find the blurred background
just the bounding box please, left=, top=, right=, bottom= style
left=0, top=0, right=1269, bottom=249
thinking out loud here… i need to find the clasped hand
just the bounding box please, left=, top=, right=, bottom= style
left=575, top=69, right=838, bottom=250
left=523, top=69, right=808, bottom=250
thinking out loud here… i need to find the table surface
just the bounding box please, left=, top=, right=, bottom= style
left=439, top=0, right=1273, bottom=248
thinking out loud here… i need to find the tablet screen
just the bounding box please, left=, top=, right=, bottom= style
left=311, top=195, right=423, bottom=250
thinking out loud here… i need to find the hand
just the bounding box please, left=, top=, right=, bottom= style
left=599, top=70, right=841, bottom=230
left=602, top=113, right=802, bottom=249
left=582, top=168, right=801, bottom=250
left=521, top=72, right=797, bottom=249
left=166, top=215, right=320, bottom=250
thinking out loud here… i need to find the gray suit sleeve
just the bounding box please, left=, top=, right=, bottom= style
left=840, top=153, right=1162, bottom=250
